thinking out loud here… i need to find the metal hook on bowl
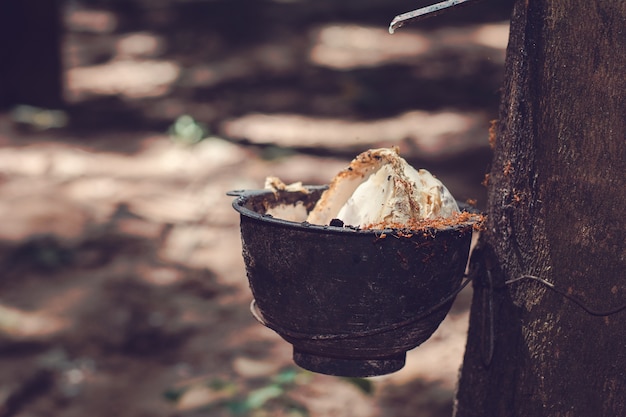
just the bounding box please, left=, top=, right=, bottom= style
left=389, top=0, right=485, bottom=34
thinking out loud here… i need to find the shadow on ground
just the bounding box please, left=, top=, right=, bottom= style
left=0, top=0, right=514, bottom=416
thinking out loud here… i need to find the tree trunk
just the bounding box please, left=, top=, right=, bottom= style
left=455, top=1, right=625, bottom=416
left=0, top=0, right=64, bottom=109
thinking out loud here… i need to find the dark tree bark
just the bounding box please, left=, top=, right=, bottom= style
left=455, top=1, right=625, bottom=416
left=0, top=0, right=64, bottom=109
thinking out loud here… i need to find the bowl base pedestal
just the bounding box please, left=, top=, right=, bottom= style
left=293, top=349, right=406, bottom=377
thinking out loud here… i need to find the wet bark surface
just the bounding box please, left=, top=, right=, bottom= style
left=455, top=1, right=626, bottom=416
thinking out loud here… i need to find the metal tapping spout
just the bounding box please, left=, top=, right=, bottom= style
left=389, top=0, right=485, bottom=34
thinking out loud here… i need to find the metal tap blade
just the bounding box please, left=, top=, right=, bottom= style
left=389, top=0, right=482, bottom=34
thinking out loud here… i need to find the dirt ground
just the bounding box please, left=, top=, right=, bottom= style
left=0, top=1, right=513, bottom=416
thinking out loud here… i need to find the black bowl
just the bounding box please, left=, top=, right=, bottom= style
left=230, top=186, right=476, bottom=377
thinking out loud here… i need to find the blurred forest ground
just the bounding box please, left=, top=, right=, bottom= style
left=0, top=1, right=513, bottom=416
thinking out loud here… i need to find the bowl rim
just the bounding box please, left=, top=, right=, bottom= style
left=228, top=186, right=480, bottom=236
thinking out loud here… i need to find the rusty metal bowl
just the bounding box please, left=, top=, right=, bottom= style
left=229, top=186, right=476, bottom=377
